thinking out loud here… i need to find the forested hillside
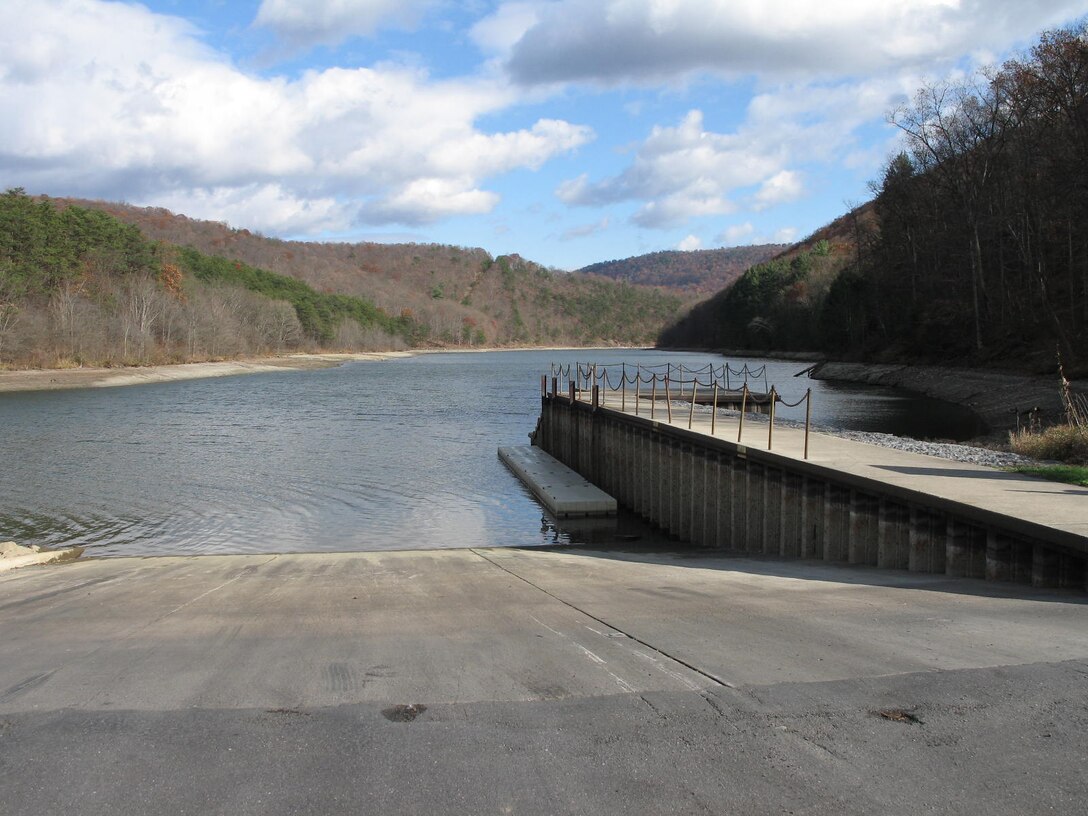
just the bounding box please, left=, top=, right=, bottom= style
left=578, top=245, right=785, bottom=295
left=62, top=198, right=682, bottom=350
left=0, top=190, right=684, bottom=368
left=0, top=189, right=412, bottom=366
left=660, top=24, right=1088, bottom=375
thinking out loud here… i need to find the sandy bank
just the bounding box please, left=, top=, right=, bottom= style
left=0, top=346, right=636, bottom=394
left=0, top=351, right=417, bottom=393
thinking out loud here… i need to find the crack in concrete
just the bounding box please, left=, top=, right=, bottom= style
left=469, top=548, right=730, bottom=690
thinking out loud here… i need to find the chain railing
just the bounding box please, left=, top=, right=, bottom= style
left=544, top=361, right=812, bottom=459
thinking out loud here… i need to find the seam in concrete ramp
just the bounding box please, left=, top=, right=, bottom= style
left=470, top=547, right=731, bottom=688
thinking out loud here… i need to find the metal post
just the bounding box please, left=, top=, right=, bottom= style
left=569, top=381, right=576, bottom=403
left=592, top=384, right=599, bottom=410
left=738, top=385, right=747, bottom=442
left=767, top=386, right=777, bottom=450
left=540, top=374, right=546, bottom=398
left=551, top=376, right=557, bottom=398
left=651, top=377, right=657, bottom=420
left=711, top=383, right=718, bottom=435
left=803, top=388, right=812, bottom=460
left=621, top=370, right=626, bottom=412
left=634, top=370, right=640, bottom=416
left=665, top=376, right=673, bottom=423
left=688, top=381, right=697, bottom=429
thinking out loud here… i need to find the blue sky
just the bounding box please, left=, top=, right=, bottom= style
left=2, top=1, right=1086, bottom=270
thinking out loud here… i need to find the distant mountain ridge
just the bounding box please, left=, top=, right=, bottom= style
left=577, top=245, right=786, bottom=294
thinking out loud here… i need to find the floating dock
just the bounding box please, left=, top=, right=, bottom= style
left=498, top=445, right=617, bottom=517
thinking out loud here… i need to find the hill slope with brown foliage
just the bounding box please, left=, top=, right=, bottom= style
left=59, top=198, right=683, bottom=348
left=577, top=245, right=785, bottom=295
left=657, top=203, right=872, bottom=352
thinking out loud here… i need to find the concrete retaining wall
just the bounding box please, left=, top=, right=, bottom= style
left=534, top=394, right=1087, bottom=591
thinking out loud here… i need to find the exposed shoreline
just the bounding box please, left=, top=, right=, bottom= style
left=0, top=352, right=418, bottom=393
left=0, top=346, right=637, bottom=394
left=679, top=348, right=1077, bottom=438
left=807, top=360, right=1083, bottom=435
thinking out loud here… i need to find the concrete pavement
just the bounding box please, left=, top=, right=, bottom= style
left=2, top=547, right=1087, bottom=814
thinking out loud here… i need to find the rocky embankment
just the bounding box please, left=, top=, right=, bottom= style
left=808, top=361, right=1080, bottom=435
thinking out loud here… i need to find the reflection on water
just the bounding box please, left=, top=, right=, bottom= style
left=0, top=350, right=982, bottom=556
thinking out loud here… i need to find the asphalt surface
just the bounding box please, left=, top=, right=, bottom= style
left=2, top=547, right=1087, bottom=815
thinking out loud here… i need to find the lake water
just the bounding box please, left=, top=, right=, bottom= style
left=0, top=349, right=982, bottom=557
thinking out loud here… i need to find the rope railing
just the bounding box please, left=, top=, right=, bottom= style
left=551, top=361, right=771, bottom=393
left=545, top=361, right=812, bottom=459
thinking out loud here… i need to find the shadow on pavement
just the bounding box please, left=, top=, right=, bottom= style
left=524, top=536, right=1088, bottom=606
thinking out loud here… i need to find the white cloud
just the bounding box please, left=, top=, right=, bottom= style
left=754, top=170, right=804, bottom=210
left=557, top=109, right=777, bottom=228
left=469, top=1, right=540, bottom=55
left=254, top=0, right=436, bottom=50
left=154, top=184, right=352, bottom=235
left=773, top=226, right=798, bottom=243
left=0, top=0, right=593, bottom=231
left=560, top=217, right=610, bottom=241
left=359, top=177, right=499, bottom=223
left=720, top=222, right=755, bottom=245
left=676, top=234, right=702, bottom=251
left=491, top=0, right=1086, bottom=85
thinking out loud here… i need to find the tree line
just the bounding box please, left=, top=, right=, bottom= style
left=70, top=197, right=685, bottom=350
left=0, top=189, right=686, bottom=368
left=661, top=24, right=1088, bottom=372
left=0, top=189, right=408, bottom=367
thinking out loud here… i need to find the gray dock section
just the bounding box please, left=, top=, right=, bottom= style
left=499, top=444, right=616, bottom=516
left=2, top=549, right=1088, bottom=815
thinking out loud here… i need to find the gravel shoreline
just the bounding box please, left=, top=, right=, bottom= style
left=815, top=427, right=1042, bottom=468
left=704, top=405, right=1045, bottom=469
left=793, top=360, right=1082, bottom=468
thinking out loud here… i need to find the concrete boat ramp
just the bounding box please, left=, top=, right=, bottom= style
left=3, top=546, right=1088, bottom=814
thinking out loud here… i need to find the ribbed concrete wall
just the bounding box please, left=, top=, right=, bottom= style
left=534, top=394, right=1087, bottom=591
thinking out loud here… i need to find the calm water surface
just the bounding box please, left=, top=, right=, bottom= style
left=0, top=350, right=981, bottom=556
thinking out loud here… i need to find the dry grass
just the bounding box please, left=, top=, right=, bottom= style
left=1009, top=425, right=1088, bottom=464
left=1008, top=359, right=1088, bottom=464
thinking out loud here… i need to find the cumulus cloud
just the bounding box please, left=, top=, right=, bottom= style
left=254, top=0, right=436, bottom=50
left=155, top=184, right=353, bottom=235
left=0, top=0, right=593, bottom=232
left=719, top=222, right=755, bottom=245
left=557, top=109, right=777, bottom=228
left=470, top=1, right=540, bottom=55
left=359, top=178, right=498, bottom=223
left=676, top=234, right=702, bottom=252
left=754, top=170, right=804, bottom=210
left=491, top=0, right=1086, bottom=86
